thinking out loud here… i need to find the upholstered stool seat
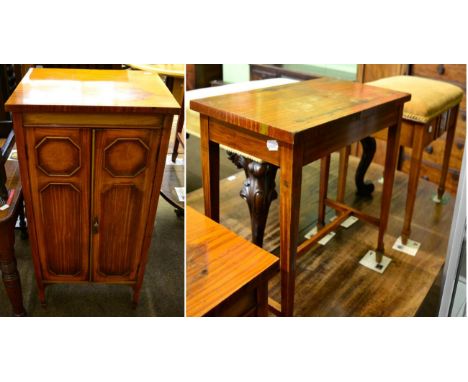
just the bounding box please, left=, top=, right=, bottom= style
left=368, top=75, right=463, bottom=123
left=339, top=75, right=463, bottom=247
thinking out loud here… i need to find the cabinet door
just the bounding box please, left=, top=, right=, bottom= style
left=92, top=128, right=161, bottom=282
left=25, top=127, right=91, bottom=282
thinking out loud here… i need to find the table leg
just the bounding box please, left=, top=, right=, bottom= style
left=279, top=143, right=303, bottom=316
left=318, top=155, right=331, bottom=227
left=0, top=218, right=26, bottom=317
left=171, top=96, right=185, bottom=163
left=437, top=105, right=458, bottom=200
left=171, top=77, right=185, bottom=106
left=200, top=115, right=220, bottom=222
left=377, top=111, right=402, bottom=262
left=401, top=125, right=425, bottom=245
left=337, top=146, right=350, bottom=203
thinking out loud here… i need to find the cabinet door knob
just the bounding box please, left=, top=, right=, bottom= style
left=461, top=110, right=466, bottom=122
left=93, top=218, right=99, bottom=234
left=437, top=64, right=445, bottom=75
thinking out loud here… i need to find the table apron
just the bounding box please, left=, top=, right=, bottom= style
left=207, top=117, right=280, bottom=166
left=204, top=102, right=402, bottom=169
left=302, top=104, right=400, bottom=165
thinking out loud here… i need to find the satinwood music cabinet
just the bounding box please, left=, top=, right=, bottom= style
left=5, top=68, right=180, bottom=306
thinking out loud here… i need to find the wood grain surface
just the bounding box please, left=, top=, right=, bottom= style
left=5, top=68, right=180, bottom=114
left=191, top=78, right=410, bottom=143
left=186, top=207, right=278, bottom=317
left=187, top=155, right=455, bottom=316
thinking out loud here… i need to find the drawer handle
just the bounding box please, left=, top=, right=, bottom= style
left=425, top=145, right=434, bottom=154
left=437, top=64, right=445, bottom=75
left=93, top=218, right=99, bottom=234
left=422, top=175, right=430, bottom=181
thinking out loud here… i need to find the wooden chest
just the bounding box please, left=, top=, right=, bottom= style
left=5, top=68, right=180, bottom=306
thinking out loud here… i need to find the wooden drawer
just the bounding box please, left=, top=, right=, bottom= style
left=411, top=64, right=466, bottom=86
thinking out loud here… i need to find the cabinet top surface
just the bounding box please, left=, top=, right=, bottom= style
left=5, top=68, right=181, bottom=114
left=190, top=78, right=411, bottom=142
left=186, top=207, right=278, bottom=317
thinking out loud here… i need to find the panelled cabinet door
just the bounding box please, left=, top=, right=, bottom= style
left=25, top=127, right=91, bottom=282
left=92, top=128, right=162, bottom=282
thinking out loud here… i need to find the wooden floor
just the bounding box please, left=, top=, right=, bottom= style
left=187, top=154, right=456, bottom=316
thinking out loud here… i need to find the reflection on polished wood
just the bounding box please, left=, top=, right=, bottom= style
left=5, top=68, right=180, bottom=113
left=187, top=155, right=453, bottom=316
left=186, top=207, right=278, bottom=317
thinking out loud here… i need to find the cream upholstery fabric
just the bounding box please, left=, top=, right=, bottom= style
left=368, top=75, right=463, bottom=124
left=186, top=78, right=298, bottom=162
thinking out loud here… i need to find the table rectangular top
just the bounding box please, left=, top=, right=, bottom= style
left=186, top=207, right=278, bottom=317
left=5, top=68, right=181, bottom=114
left=190, top=78, right=411, bottom=142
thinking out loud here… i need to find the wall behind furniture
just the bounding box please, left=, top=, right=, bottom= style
left=223, top=64, right=357, bottom=82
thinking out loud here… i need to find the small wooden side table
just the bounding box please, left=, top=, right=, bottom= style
left=186, top=207, right=278, bottom=317
left=191, top=78, right=410, bottom=316
left=0, top=159, right=26, bottom=316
